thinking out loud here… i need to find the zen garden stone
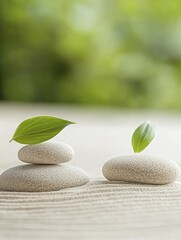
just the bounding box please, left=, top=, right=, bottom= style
left=102, top=155, right=181, bottom=185
left=0, top=165, right=89, bottom=192
left=18, top=141, right=74, bottom=164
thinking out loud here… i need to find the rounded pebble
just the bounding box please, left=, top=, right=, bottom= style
left=0, top=165, right=89, bottom=192
left=102, top=155, right=181, bottom=185
left=18, top=141, right=74, bottom=164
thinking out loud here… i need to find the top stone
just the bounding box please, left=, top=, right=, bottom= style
left=18, top=141, right=74, bottom=164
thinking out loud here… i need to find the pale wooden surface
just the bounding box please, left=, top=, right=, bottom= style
left=1, top=102, right=181, bottom=239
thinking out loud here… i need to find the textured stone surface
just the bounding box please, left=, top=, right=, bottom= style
left=0, top=164, right=89, bottom=192
left=102, top=155, right=181, bottom=185
left=18, top=141, right=74, bottom=164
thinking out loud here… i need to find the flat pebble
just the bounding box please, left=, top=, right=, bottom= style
left=18, top=141, right=74, bottom=164
left=0, top=165, right=89, bottom=192
left=102, top=155, right=181, bottom=185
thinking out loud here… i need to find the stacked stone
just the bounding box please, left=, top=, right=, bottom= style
left=0, top=141, right=89, bottom=192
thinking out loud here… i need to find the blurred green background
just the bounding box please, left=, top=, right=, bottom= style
left=1, top=0, right=181, bottom=108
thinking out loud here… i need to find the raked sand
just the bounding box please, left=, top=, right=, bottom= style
left=1, top=103, right=181, bottom=239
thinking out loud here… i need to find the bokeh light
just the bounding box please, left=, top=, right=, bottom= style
left=1, top=0, right=181, bottom=108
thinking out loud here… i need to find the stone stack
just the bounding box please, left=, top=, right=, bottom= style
left=0, top=141, right=89, bottom=192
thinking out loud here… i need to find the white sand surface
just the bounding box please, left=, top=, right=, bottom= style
left=0, top=102, right=181, bottom=239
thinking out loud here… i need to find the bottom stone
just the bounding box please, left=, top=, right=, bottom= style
left=0, top=164, right=90, bottom=192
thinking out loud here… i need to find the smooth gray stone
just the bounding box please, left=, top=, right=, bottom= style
left=0, top=164, right=89, bottom=192
left=102, top=155, right=181, bottom=185
left=18, top=141, right=74, bottom=164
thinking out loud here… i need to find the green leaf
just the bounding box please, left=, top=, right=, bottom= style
left=132, top=121, right=155, bottom=153
left=10, top=116, right=75, bottom=144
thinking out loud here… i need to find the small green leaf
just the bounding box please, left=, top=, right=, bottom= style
left=132, top=121, right=155, bottom=153
left=10, top=116, right=75, bottom=144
